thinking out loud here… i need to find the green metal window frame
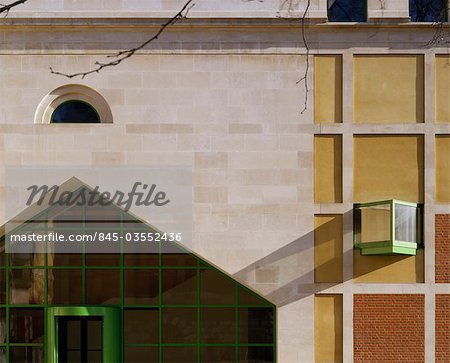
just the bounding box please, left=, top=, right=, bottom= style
left=0, top=204, right=277, bottom=362
left=353, top=199, right=423, bottom=256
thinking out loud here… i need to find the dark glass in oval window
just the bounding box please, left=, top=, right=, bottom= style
left=51, top=100, right=100, bottom=123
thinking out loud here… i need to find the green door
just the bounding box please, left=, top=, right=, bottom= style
left=47, top=306, right=121, bottom=363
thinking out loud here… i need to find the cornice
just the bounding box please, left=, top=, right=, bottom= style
left=0, top=16, right=448, bottom=30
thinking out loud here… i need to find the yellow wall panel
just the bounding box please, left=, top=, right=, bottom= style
left=435, top=135, right=450, bottom=202
left=353, top=135, right=424, bottom=203
left=353, top=249, right=424, bottom=283
left=353, top=55, right=424, bottom=123
left=314, top=135, right=343, bottom=203
left=314, top=215, right=343, bottom=283
left=435, top=55, right=450, bottom=123
left=314, top=55, right=343, bottom=123
left=315, top=294, right=343, bottom=363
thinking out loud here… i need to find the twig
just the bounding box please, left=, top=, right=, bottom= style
left=50, top=0, right=195, bottom=79
left=296, top=0, right=310, bottom=115
left=0, top=0, right=28, bottom=16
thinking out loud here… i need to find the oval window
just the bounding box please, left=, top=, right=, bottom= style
left=51, top=100, right=100, bottom=124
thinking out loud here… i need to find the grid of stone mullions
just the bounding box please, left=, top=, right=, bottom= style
left=0, top=208, right=276, bottom=363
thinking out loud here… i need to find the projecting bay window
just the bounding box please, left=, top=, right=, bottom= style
left=354, top=200, right=423, bottom=255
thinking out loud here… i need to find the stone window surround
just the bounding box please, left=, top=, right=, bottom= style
left=34, top=84, right=113, bottom=124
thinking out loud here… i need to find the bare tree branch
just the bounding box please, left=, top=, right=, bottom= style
left=297, top=0, right=310, bottom=115
left=49, top=0, right=195, bottom=79
left=0, top=0, right=28, bottom=16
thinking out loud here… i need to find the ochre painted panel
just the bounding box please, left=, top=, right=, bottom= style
left=314, top=55, right=343, bottom=123
left=435, top=136, right=450, bottom=203
left=435, top=55, right=450, bottom=123
left=353, top=135, right=424, bottom=203
left=353, top=55, right=424, bottom=123
left=353, top=249, right=424, bottom=283
left=314, top=135, right=342, bottom=203
left=314, top=294, right=343, bottom=363
left=314, top=215, right=343, bottom=283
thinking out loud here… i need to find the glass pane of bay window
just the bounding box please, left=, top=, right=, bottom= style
left=395, top=204, right=418, bottom=243
left=358, top=203, right=391, bottom=243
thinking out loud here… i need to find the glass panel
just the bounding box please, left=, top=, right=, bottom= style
left=50, top=206, right=84, bottom=256
left=0, top=309, right=5, bottom=345
left=162, top=253, right=197, bottom=267
left=85, top=229, right=121, bottom=257
left=49, top=269, right=82, bottom=305
left=328, top=0, right=366, bottom=22
left=124, top=269, right=158, bottom=305
left=162, top=346, right=197, bottom=363
left=239, top=307, right=274, bottom=344
left=395, top=204, right=418, bottom=243
left=200, top=269, right=236, bottom=305
left=10, top=308, right=44, bottom=343
left=51, top=205, right=84, bottom=230
left=0, top=247, right=5, bottom=267
left=124, top=346, right=159, bottom=363
left=85, top=253, right=121, bottom=267
left=10, top=249, right=45, bottom=267
left=200, top=308, right=235, bottom=344
left=67, top=320, right=81, bottom=350
left=8, top=221, right=47, bottom=261
left=124, top=253, right=159, bottom=267
left=87, top=320, right=102, bottom=350
left=10, top=346, right=44, bottom=363
left=87, top=351, right=102, bottom=363
left=10, top=268, right=44, bottom=305
left=410, top=0, right=447, bottom=22
left=201, top=346, right=235, bottom=363
left=162, top=308, right=197, bottom=344
left=161, top=244, right=196, bottom=266
left=124, top=309, right=159, bottom=344
left=86, top=269, right=121, bottom=304
left=238, top=287, right=270, bottom=306
left=84, top=203, right=122, bottom=222
left=0, top=347, right=5, bottom=362
left=162, top=269, right=197, bottom=305
left=51, top=100, right=100, bottom=123
left=239, top=346, right=274, bottom=363
left=0, top=269, right=6, bottom=304
left=51, top=253, right=83, bottom=267
left=358, top=203, right=391, bottom=243
left=67, top=351, right=81, bottom=363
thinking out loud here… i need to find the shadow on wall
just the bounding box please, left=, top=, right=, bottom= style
left=234, top=210, right=424, bottom=307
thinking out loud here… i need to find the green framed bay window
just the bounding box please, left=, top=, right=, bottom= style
left=354, top=200, right=423, bottom=255
left=0, top=199, right=276, bottom=363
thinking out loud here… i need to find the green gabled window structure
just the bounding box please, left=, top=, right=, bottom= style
left=354, top=200, right=423, bottom=256
left=0, top=185, right=276, bottom=363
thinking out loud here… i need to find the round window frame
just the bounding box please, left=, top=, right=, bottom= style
left=34, top=84, right=113, bottom=124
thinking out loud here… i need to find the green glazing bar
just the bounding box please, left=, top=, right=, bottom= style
left=235, top=283, right=239, bottom=363
left=82, top=205, right=86, bottom=305
left=44, top=211, right=48, bottom=363
left=158, top=241, right=162, bottom=363
left=9, top=343, right=43, bottom=347
left=197, top=259, right=200, bottom=363
left=5, top=237, right=9, bottom=362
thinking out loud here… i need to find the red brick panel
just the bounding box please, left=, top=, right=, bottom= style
left=354, top=294, right=425, bottom=363
left=436, top=214, right=450, bottom=283
left=436, top=295, right=450, bottom=363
